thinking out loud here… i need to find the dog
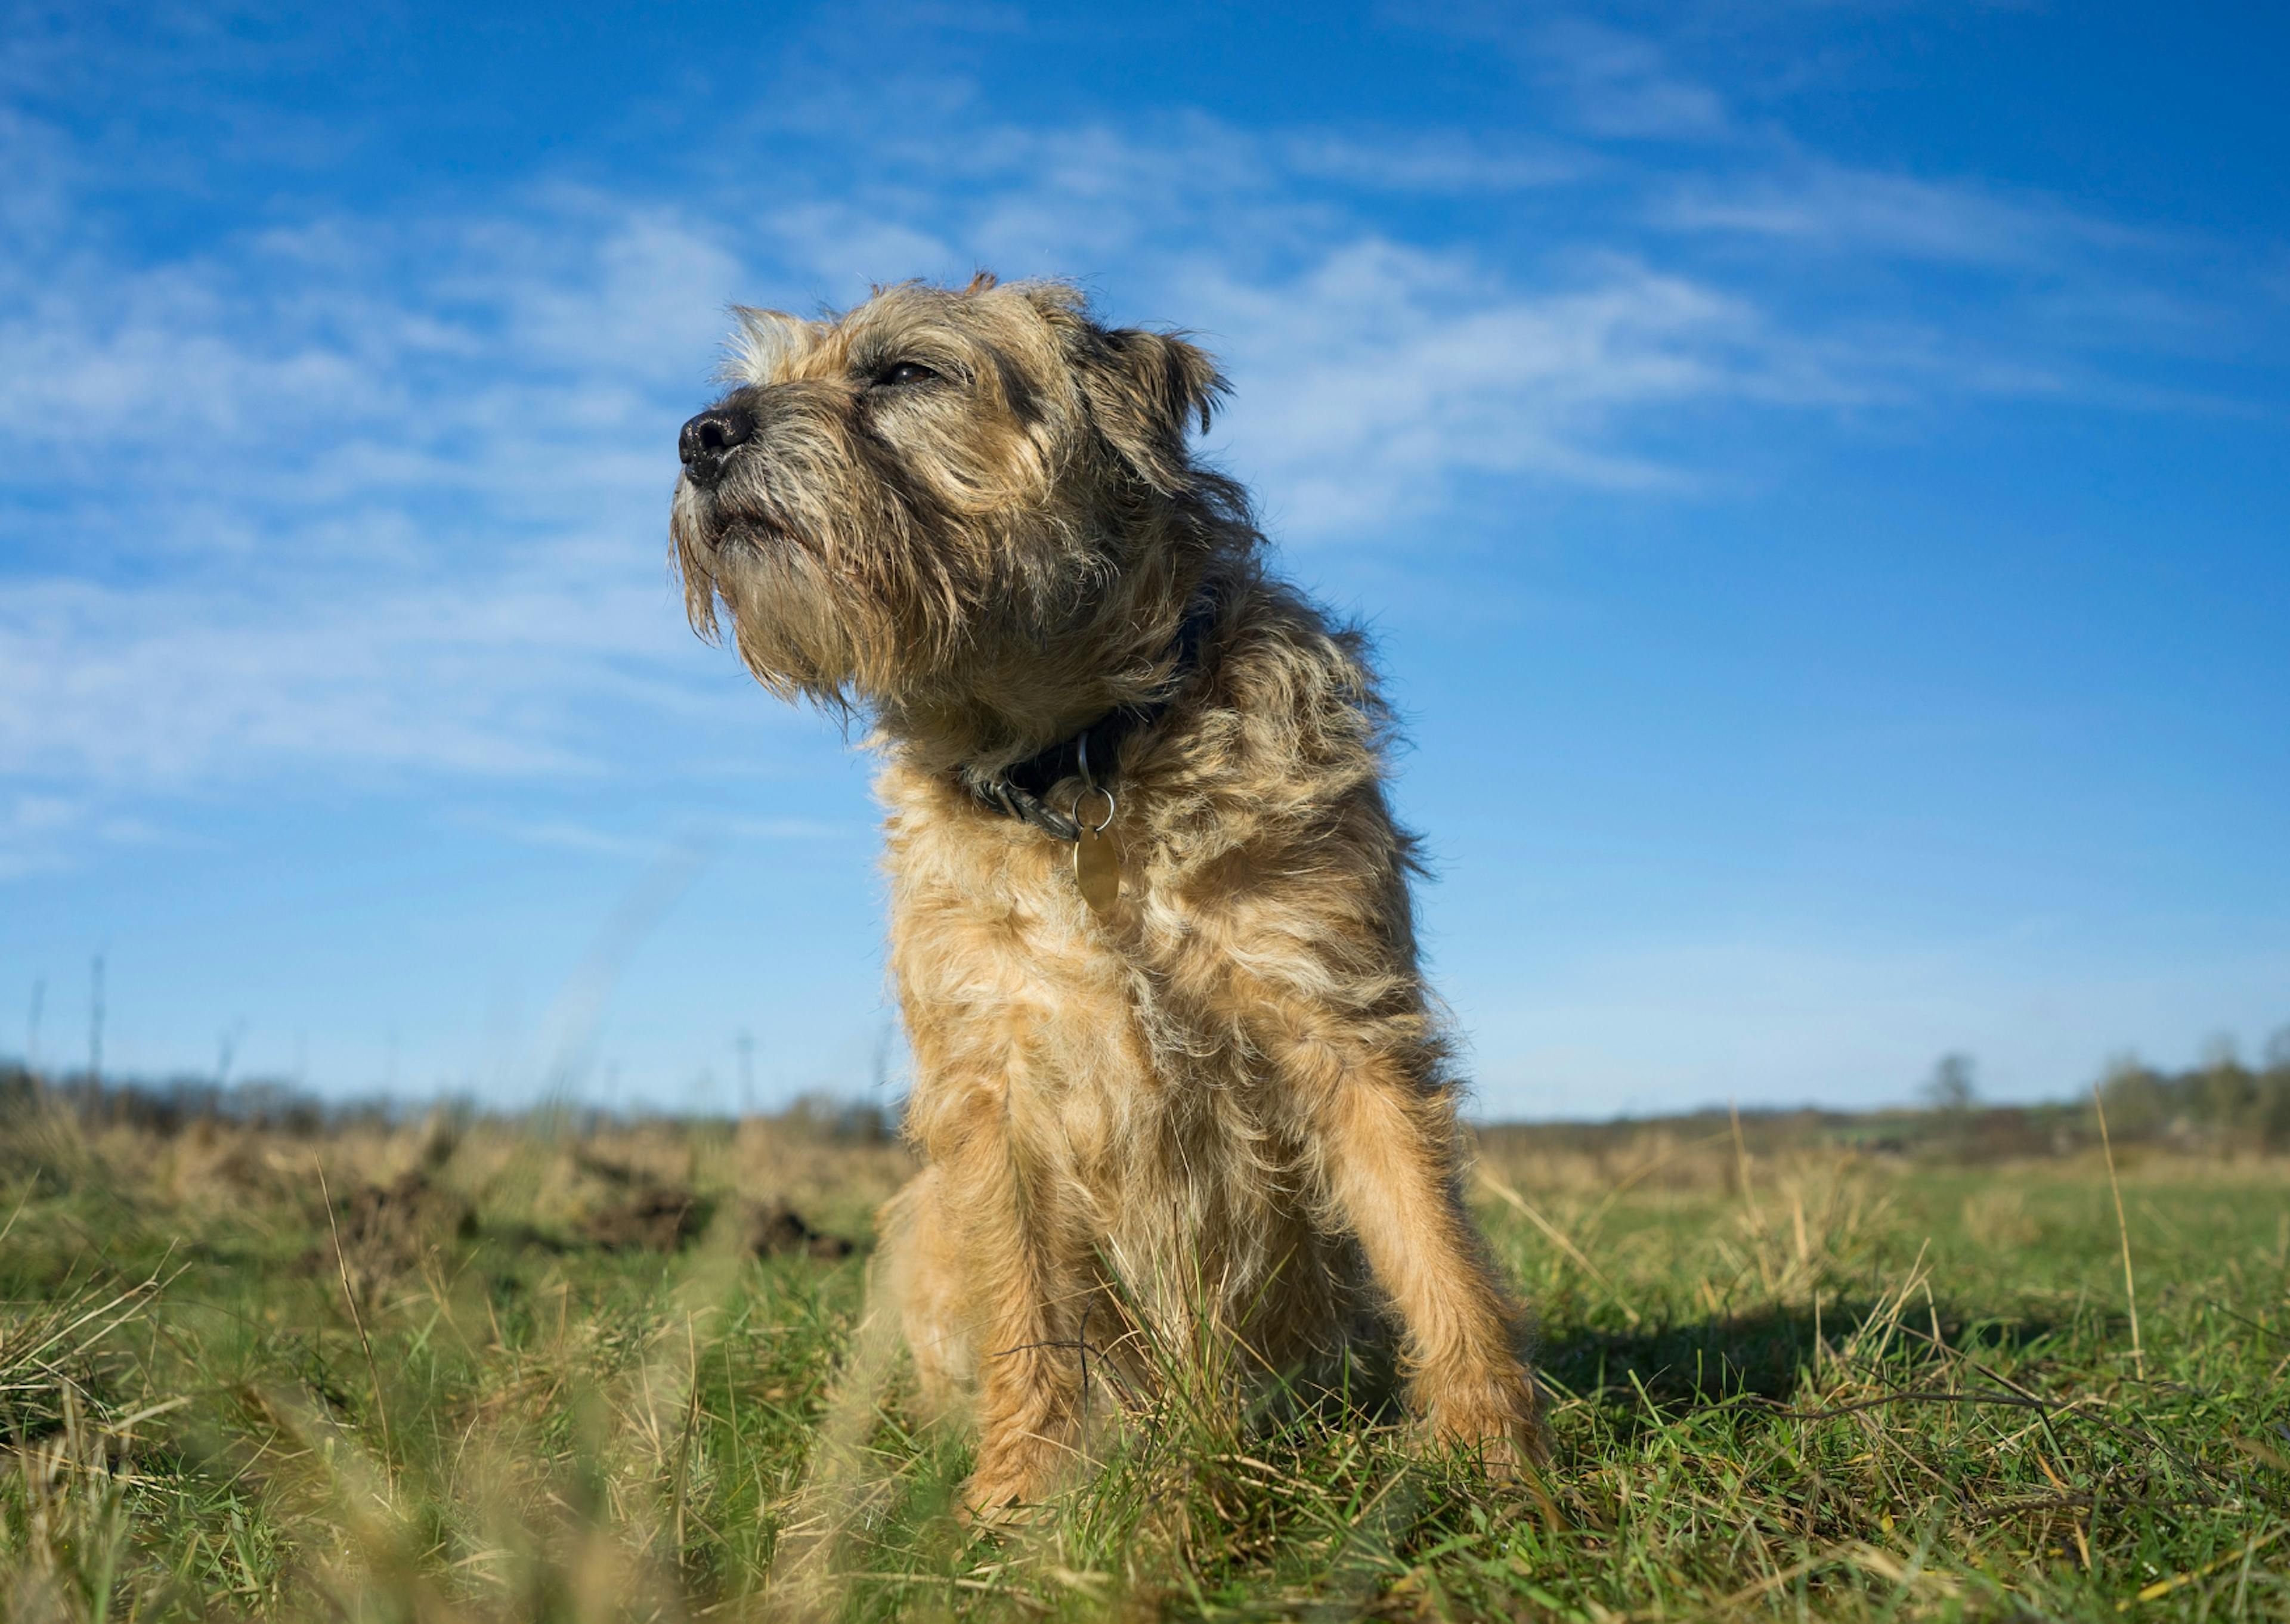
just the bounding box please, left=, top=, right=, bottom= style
left=670, top=274, right=1541, bottom=1510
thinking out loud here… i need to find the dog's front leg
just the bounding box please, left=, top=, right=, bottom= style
left=921, top=1078, right=1093, bottom=1513
left=1265, top=1002, right=1545, bottom=1470
left=1323, top=1071, right=1543, bottom=1468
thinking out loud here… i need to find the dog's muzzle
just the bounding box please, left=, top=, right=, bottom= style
left=678, top=402, right=755, bottom=489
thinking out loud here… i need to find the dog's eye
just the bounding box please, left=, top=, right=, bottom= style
left=874, top=361, right=939, bottom=388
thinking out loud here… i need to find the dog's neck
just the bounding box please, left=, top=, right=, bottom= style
left=871, top=570, right=1225, bottom=784
left=956, top=590, right=1221, bottom=841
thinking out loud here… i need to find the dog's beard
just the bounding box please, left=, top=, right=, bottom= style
left=712, top=535, right=881, bottom=705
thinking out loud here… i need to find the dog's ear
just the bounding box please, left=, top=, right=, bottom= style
left=1078, top=327, right=1225, bottom=495
left=1016, top=283, right=1226, bottom=492
left=1072, top=324, right=1228, bottom=497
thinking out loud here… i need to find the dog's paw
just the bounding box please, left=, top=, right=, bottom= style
left=956, top=1473, right=1030, bottom=1525
left=957, top=1436, right=1067, bottom=1525
left=954, top=1486, right=1045, bottom=1530
left=1419, top=1371, right=1548, bottom=1479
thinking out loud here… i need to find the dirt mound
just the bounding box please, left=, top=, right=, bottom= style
left=742, top=1199, right=854, bottom=1260
left=346, top=1169, right=472, bottom=1243
left=305, top=1169, right=475, bottom=1301
left=582, top=1185, right=708, bottom=1252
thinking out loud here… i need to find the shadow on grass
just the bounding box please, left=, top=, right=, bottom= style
left=1540, top=1301, right=2056, bottom=1428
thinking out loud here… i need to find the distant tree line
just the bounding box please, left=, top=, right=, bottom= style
left=2097, top=1031, right=2290, bottom=1149
left=0, top=1061, right=895, bottom=1143
left=0, top=1061, right=380, bottom=1136
left=10, top=1036, right=2289, bottom=1152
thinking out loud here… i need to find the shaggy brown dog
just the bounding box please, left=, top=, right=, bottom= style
left=670, top=274, right=1541, bottom=1510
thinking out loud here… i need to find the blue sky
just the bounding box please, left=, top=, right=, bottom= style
left=2, top=1, right=2285, bottom=1118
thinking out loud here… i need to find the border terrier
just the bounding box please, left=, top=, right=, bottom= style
left=670, top=274, right=1541, bottom=1510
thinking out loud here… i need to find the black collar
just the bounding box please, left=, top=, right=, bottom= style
left=963, top=592, right=1220, bottom=842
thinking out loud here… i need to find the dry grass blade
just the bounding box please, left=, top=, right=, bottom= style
left=2119, top=1524, right=2287, bottom=1609
left=1480, top=1171, right=1642, bottom=1326
left=2092, top=1086, right=2146, bottom=1381
left=314, top=1154, right=396, bottom=1476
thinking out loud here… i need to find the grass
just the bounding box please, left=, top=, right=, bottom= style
left=3, top=1089, right=2287, bottom=1620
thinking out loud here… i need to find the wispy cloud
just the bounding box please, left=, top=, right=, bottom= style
left=1190, top=245, right=1814, bottom=528
left=0, top=789, right=206, bottom=880
left=0, top=574, right=681, bottom=785
left=451, top=811, right=853, bottom=860
left=0, top=161, right=768, bottom=814
left=1657, top=162, right=2161, bottom=268
left=1529, top=19, right=1732, bottom=141
left=1279, top=130, right=1590, bottom=193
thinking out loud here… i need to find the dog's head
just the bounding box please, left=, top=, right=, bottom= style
left=670, top=274, right=1233, bottom=711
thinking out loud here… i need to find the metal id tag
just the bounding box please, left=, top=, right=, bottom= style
left=1073, top=816, right=1121, bottom=918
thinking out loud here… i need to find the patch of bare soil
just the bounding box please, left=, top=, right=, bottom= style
left=742, top=1198, right=855, bottom=1261
left=304, top=1169, right=475, bottom=1301
left=581, top=1185, right=708, bottom=1252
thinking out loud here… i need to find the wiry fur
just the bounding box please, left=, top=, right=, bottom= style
left=671, top=274, right=1542, bottom=1509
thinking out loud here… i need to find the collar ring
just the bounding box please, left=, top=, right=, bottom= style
left=1073, top=782, right=1116, bottom=835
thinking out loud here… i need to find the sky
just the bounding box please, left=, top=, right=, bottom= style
left=2, top=1, right=2285, bottom=1120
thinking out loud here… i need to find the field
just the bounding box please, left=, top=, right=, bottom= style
left=4, top=1081, right=2288, bottom=1621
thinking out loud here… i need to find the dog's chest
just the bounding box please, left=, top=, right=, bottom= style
left=882, top=785, right=1271, bottom=1177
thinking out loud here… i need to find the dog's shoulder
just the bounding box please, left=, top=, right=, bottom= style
left=1161, top=574, right=1396, bottom=801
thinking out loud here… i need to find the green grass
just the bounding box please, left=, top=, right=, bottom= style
left=4, top=1100, right=2287, bottom=1620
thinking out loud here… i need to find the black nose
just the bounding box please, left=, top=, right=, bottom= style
left=679, top=404, right=756, bottom=483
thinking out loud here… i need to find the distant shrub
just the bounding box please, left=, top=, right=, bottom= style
left=1920, top=1052, right=1978, bottom=1112
left=2099, top=1028, right=2290, bottom=1149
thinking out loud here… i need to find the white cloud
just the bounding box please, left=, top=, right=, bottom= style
left=0, top=575, right=617, bottom=783
left=1657, top=163, right=2158, bottom=268
left=1531, top=20, right=1732, bottom=141
left=451, top=811, right=853, bottom=860
left=1189, top=244, right=1863, bottom=534
left=0, top=788, right=206, bottom=879
left=1279, top=131, right=1590, bottom=193
left=0, top=154, right=780, bottom=816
